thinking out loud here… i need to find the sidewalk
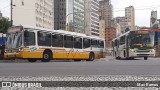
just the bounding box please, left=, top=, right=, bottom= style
left=98, top=56, right=114, bottom=61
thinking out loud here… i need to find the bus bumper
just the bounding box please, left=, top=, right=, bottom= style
left=129, top=51, right=155, bottom=57
left=4, top=51, right=43, bottom=59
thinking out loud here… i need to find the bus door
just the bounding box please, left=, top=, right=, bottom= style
left=126, top=35, right=129, bottom=58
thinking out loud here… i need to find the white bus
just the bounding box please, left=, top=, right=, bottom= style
left=4, top=25, right=106, bottom=62
left=112, top=30, right=155, bottom=60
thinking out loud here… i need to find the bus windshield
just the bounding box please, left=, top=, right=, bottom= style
left=6, top=32, right=22, bottom=49
left=129, top=31, right=154, bottom=49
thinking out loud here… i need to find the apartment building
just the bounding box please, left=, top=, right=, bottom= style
left=99, top=0, right=113, bottom=28
left=99, top=19, right=105, bottom=39
left=13, top=0, right=53, bottom=29
left=105, top=27, right=116, bottom=48
left=125, top=6, right=135, bottom=31
left=66, top=0, right=85, bottom=33
left=54, top=0, right=66, bottom=30
left=54, top=0, right=85, bottom=33
left=115, top=6, right=135, bottom=32
left=115, top=17, right=127, bottom=33
left=85, top=0, right=100, bottom=36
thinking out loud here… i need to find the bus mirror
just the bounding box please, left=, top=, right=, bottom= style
left=24, top=31, right=29, bottom=37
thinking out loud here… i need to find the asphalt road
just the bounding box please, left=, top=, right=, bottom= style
left=0, top=57, right=160, bottom=76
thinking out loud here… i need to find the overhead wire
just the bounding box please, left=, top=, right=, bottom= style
left=0, top=4, right=10, bottom=10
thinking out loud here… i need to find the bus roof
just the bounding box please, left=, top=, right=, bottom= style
left=13, top=25, right=105, bottom=40
left=112, top=31, right=131, bottom=41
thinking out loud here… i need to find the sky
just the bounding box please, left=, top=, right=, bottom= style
left=0, top=0, right=160, bottom=27
left=112, top=0, right=160, bottom=27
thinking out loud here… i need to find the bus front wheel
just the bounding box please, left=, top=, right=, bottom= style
left=144, top=57, right=148, bottom=60
left=28, top=59, right=37, bottom=62
left=42, top=51, right=52, bottom=62
left=87, top=53, right=95, bottom=61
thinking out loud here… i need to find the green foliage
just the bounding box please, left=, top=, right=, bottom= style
left=0, top=18, right=11, bottom=33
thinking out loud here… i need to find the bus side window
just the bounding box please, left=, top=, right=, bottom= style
left=112, top=41, right=114, bottom=47
left=117, top=40, right=120, bottom=48
left=74, top=37, right=82, bottom=49
left=52, top=34, right=63, bottom=47
left=115, top=40, right=117, bottom=46
left=46, top=33, right=51, bottom=46
left=24, top=31, right=29, bottom=37
left=24, top=31, right=35, bottom=46
left=91, top=39, right=97, bottom=47
left=120, top=36, right=125, bottom=45
left=98, top=40, right=104, bottom=48
left=64, top=35, right=73, bottom=48
left=38, top=31, right=51, bottom=46
left=83, top=38, right=90, bottom=49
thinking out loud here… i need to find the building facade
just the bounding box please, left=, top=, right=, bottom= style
left=115, top=6, right=135, bottom=33
left=66, top=0, right=85, bottom=33
left=114, top=17, right=127, bottom=33
left=99, top=20, right=105, bottom=39
left=105, top=27, right=116, bottom=48
left=54, top=0, right=66, bottom=30
left=13, top=0, right=53, bottom=29
left=125, top=6, right=135, bottom=31
left=99, top=0, right=113, bottom=28
left=54, top=0, right=85, bottom=33
left=85, top=0, right=100, bottom=36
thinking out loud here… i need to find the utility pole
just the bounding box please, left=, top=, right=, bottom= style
left=11, top=0, right=13, bottom=26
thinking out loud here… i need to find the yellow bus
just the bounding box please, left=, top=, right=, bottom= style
left=4, top=25, right=106, bottom=62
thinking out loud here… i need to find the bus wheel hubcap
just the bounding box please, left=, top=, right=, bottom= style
left=90, top=54, right=93, bottom=60
left=44, top=54, right=49, bottom=59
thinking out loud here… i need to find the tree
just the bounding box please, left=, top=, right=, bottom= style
left=0, top=17, right=11, bottom=33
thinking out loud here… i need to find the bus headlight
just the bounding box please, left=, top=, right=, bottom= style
left=130, top=49, right=134, bottom=52
left=18, top=48, right=22, bottom=51
left=18, top=48, right=23, bottom=51
left=150, top=49, right=155, bottom=52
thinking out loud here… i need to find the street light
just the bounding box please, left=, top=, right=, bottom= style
left=11, top=0, right=16, bottom=26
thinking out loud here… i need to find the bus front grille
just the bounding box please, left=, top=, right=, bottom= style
left=137, top=54, right=150, bottom=56
left=136, top=50, right=150, bottom=52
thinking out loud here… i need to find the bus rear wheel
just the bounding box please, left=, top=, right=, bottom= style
left=42, top=51, right=52, bottom=62
left=87, top=53, right=95, bottom=61
left=144, top=57, right=148, bottom=60
left=28, top=59, right=37, bottom=62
